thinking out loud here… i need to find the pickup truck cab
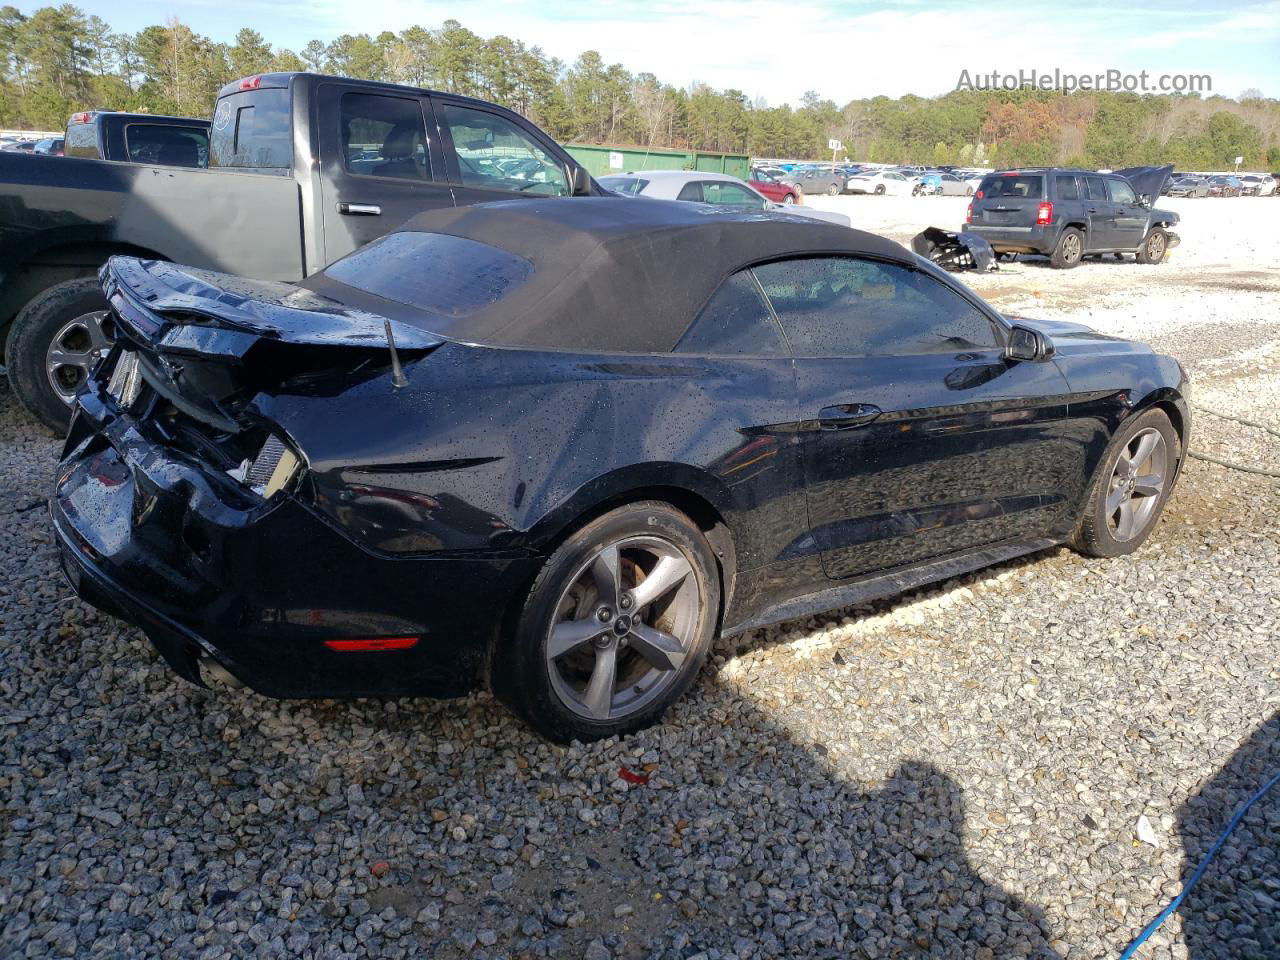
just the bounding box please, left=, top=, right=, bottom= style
left=1, top=72, right=597, bottom=430
left=63, top=111, right=211, bottom=167
left=964, top=166, right=1179, bottom=269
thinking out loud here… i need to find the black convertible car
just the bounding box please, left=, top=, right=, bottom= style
left=52, top=197, right=1189, bottom=741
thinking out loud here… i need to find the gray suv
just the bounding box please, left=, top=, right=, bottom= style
left=965, top=167, right=1179, bottom=268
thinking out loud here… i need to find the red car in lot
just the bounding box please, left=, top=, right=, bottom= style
left=748, top=168, right=801, bottom=204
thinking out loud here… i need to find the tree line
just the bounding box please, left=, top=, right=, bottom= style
left=1, top=5, right=1278, bottom=170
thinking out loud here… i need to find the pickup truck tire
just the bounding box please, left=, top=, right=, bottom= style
left=1135, top=227, right=1168, bottom=264
left=1049, top=227, right=1084, bottom=269
left=5, top=276, right=113, bottom=435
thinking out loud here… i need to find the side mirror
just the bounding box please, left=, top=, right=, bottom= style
left=1005, top=324, right=1053, bottom=362
left=568, top=165, right=593, bottom=197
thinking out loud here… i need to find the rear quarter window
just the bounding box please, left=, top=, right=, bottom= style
left=979, top=175, right=1044, bottom=199
left=210, top=88, right=292, bottom=172
left=63, top=120, right=97, bottom=158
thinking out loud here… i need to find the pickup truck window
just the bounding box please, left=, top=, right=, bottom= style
left=442, top=104, right=568, bottom=197
left=211, top=88, right=292, bottom=172
left=124, top=124, right=207, bottom=168
left=340, top=93, right=430, bottom=181
left=64, top=121, right=96, bottom=158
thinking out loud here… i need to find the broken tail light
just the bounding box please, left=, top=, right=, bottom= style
left=1035, top=202, right=1053, bottom=226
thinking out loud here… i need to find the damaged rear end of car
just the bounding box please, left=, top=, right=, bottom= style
left=50, top=255, right=517, bottom=699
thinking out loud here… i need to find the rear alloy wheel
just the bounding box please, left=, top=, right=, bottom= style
left=875, top=184, right=886, bottom=196
left=782, top=193, right=796, bottom=204
left=826, top=182, right=840, bottom=196
left=1072, top=408, right=1178, bottom=558
left=1050, top=227, right=1084, bottom=269
left=1136, top=227, right=1168, bottom=264
left=965, top=186, right=974, bottom=196
left=494, top=502, right=719, bottom=742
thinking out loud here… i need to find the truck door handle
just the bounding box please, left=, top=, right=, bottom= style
left=337, top=203, right=382, bottom=216
left=1087, top=206, right=1098, bottom=213
left=818, top=404, right=881, bottom=430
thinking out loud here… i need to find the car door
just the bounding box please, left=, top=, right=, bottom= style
left=435, top=99, right=572, bottom=207
left=316, top=83, right=453, bottom=264
left=1082, top=175, right=1117, bottom=248
left=753, top=255, right=1073, bottom=581
left=1106, top=177, right=1147, bottom=249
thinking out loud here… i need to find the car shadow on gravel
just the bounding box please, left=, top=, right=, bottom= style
left=1177, top=710, right=1279, bottom=960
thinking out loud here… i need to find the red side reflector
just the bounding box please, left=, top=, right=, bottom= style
left=1035, top=201, right=1053, bottom=225
left=324, top=636, right=419, bottom=653
left=965, top=201, right=973, bottom=224
left=239, top=75, right=262, bottom=90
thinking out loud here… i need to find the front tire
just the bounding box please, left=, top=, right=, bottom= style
left=1049, top=227, right=1084, bottom=269
left=493, top=501, right=720, bottom=742
left=4, top=276, right=114, bottom=435
left=782, top=193, right=796, bottom=204
left=1135, top=227, right=1168, bottom=264
left=1072, top=408, right=1179, bottom=558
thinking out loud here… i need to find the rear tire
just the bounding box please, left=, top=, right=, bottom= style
left=826, top=183, right=839, bottom=196
left=1049, top=227, right=1084, bottom=269
left=874, top=184, right=886, bottom=196
left=1135, top=227, right=1168, bottom=264
left=782, top=193, right=796, bottom=204
left=965, top=186, right=974, bottom=196
left=1072, top=408, right=1179, bottom=558
left=5, top=276, right=113, bottom=435
left=493, top=501, right=720, bottom=742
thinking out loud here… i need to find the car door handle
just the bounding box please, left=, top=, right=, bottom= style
left=818, top=404, right=881, bottom=430
left=337, top=202, right=382, bottom=216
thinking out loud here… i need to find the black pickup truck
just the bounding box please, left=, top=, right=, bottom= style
left=1, top=72, right=596, bottom=430
left=63, top=110, right=211, bottom=167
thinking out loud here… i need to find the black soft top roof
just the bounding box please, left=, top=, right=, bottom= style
left=311, top=196, right=909, bottom=353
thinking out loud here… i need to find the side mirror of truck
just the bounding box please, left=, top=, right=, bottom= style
left=568, top=165, right=593, bottom=197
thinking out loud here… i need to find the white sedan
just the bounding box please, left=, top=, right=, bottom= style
left=843, top=170, right=915, bottom=196
left=598, top=170, right=851, bottom=226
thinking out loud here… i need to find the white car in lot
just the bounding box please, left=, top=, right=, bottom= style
left=598, top=170, right=851, bottom=226
left=843, top=170, right=915, bottom=196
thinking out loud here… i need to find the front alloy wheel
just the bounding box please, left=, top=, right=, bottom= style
left=1104, top=428, right=1168, bottom=542
left=47, top=310, right=115, bottom=403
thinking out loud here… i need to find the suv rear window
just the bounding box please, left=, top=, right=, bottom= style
left=210, top=88, right=292, bottom=172
left=323, top=232, right=531, bottom=318
left=979, top=174, right=1043, bottom=199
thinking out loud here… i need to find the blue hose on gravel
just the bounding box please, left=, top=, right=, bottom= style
left=1119, top=770, right=1280, bottom=959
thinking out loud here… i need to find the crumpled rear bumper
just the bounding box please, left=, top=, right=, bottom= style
left=51, top=388, right=538, bottom=699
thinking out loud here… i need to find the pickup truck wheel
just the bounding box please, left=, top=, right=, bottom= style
left=1136, top=227, right=1168, bottom=264
left=5, top=276, right=113, bottom=435
left=1049, top=227, right=1084, bottom=269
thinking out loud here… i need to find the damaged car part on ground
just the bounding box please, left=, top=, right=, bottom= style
left=910, top=227, right=999, bottom=273
left=51, top=197, right=1190, bottom=742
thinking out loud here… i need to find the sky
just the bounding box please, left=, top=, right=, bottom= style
left=44, top=0, right=1280, bottom=106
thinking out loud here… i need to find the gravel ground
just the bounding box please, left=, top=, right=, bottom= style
left=1, top=198, right=1277, bottom=959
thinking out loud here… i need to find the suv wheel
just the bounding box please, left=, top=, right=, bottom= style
left=1049, top=227, right=1084, bottom=269
left=493, top=501, right=720, bottom=742
left=5, top=276, right=114, bottom=434
left=1135, top=227, right=1168, bottom=264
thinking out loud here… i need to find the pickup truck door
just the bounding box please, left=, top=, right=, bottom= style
left=316, top=82, right=454, bottom=263
left=434, top=97, right=574, bottom=206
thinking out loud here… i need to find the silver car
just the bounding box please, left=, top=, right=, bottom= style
left=598, top=170, right=851, bottom=227
left=937, top=172, right=977, bottom=196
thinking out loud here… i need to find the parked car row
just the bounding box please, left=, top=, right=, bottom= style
left=1163, top=173, right=1276, bottom=197
left=598, top=170, right=851, bottom=227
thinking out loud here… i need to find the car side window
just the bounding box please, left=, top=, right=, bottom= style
left=1107, top=179, right=1137, bottom=204
left=701, top=181, right=766, bottom=209
left=752, top=256, right=998, bottom=358
left=674, top=271, right=788, bottom=357
left=124, top=124, right=208, bottom=167
left=676, top=181, right=703, bottom=202
left=442, top=104, right=568, bottom=196
left=1085, top=176, right=1108, bottom=201
left=340, top=93, right=430, bottom=181
left=1055, top=175, right=1079, bottom=200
